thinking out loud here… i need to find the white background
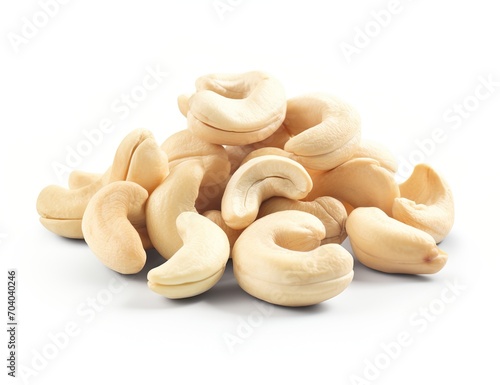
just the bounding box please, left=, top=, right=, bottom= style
left=1, top=1, right=499, bottom=384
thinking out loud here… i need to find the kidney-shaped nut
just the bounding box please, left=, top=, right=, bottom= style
left=232, top=210, right=354, bottom=307
left=147, top=211, right=230, bottom=299
left=82, top=181, right=149, bottom=274
left=282, top=93, right=361, bottom=170
left=147, top=150, right=230, bottom=260
left=221, top=155, right=313, bottom=230
left=258, top=196, right=348, bottom=245
left=392, top=164, right=454, bottom=243
left=307, top=157, right=400, bottom=215
left=185, top=71, right=287, bottom=145
left=346, top=207, right=448, bottom=274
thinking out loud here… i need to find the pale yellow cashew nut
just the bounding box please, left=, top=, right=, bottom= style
left=282, top=93, right=361, bottom=170
left=392, top=164, right=454, bottom=243
left=184, top=71, right=287, bottom=145
left=221, top=155, right=313, bottom=230
left=232, top=210, right=354, bottom=307
left=147, top=211, right=230, bottom=299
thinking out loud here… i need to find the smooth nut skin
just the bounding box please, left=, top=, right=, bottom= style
left=185, top=71, right=287, bottom=145
left=392, top=163, right=454, bottom=243
left=82, top=181, right=149, bottom=274
left=346, top=207, right=448, bottom=274
left=147, top=211, right=230, bottom=299
left=307, top=157, right=400, bottom=216
left=221, top=155, right=313, bottom=230
left=232, top=210, right=354, bottom=307
left=282, top=93, right=361, bottom=170
left=258, top=196, right=348, bottom=245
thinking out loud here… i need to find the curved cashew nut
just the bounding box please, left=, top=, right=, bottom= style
left=147, top=211, right=230, bottom=299
left=282, top=93, right=361, bottom=170
left=36, top=129, right=167, bottom=238
left=232, top=210, right=354, bottom=306
left=307, top=158, right=400, bottom=215
left=146, top=140, right=230, bottom=259
left=258, top=196, right=348, bottom=245
left=346, top=207, right=448, bottom=274
left=82, top=181, right=149, bottom=274
left=221, top=155, right=313, bottom=230
left=185, top=71, right=286, bottom=145
left=392, top=164, right=454, bottom=243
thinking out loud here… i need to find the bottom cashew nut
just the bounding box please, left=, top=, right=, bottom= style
left=232, top=210, right=354, bottom=307
left=147, top=211, right=230, bottom=299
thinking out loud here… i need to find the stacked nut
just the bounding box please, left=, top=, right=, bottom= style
left=36, top=70, right=454, bottom=307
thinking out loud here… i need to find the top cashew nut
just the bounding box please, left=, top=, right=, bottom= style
left=184, top=71, right=287, bottom=145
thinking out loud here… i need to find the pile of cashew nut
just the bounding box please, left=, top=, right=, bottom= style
left=36, top=71, right=454, bottom=307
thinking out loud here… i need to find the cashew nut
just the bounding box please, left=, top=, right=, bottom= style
left=232, top=210, right=354, bottom=306
left=258, top=196, right=348, bottom=245
left=307, top=157, right=400, bottom=215
left=147, top=211, right=230, bottom=298
left=184, top=71, right=287, bottom=145
left=81, top=181, right=149, bottom=274
left=282, top=93, right=361, bottom=170
left=392, top=164, right=454, bottom=243
left=146, top=143, right=230, bottom=259
left=221, top=155, right=313, bottom=230
left=346, top=207, right=448, bottom=274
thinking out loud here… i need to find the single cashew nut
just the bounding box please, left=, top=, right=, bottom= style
left=258, top=196, right=348, bottom=245
left=82, top=181, right=149, bottom=274
left=147, top=211, right=230, bottom=299
left=221, top=155, right=313, bottom=230
left=282, top=93, right=361, bottom=170
left=392, top=164, right=454, bottom=243
left=185, top=71, right=287, bottom=145
left=307, top=157, right=400, bottom=216
left=346, top=207, right=448, bottom=274
left=232, top=210, right=354, bottom=306
left=147, top=150, right=230, bottom=259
